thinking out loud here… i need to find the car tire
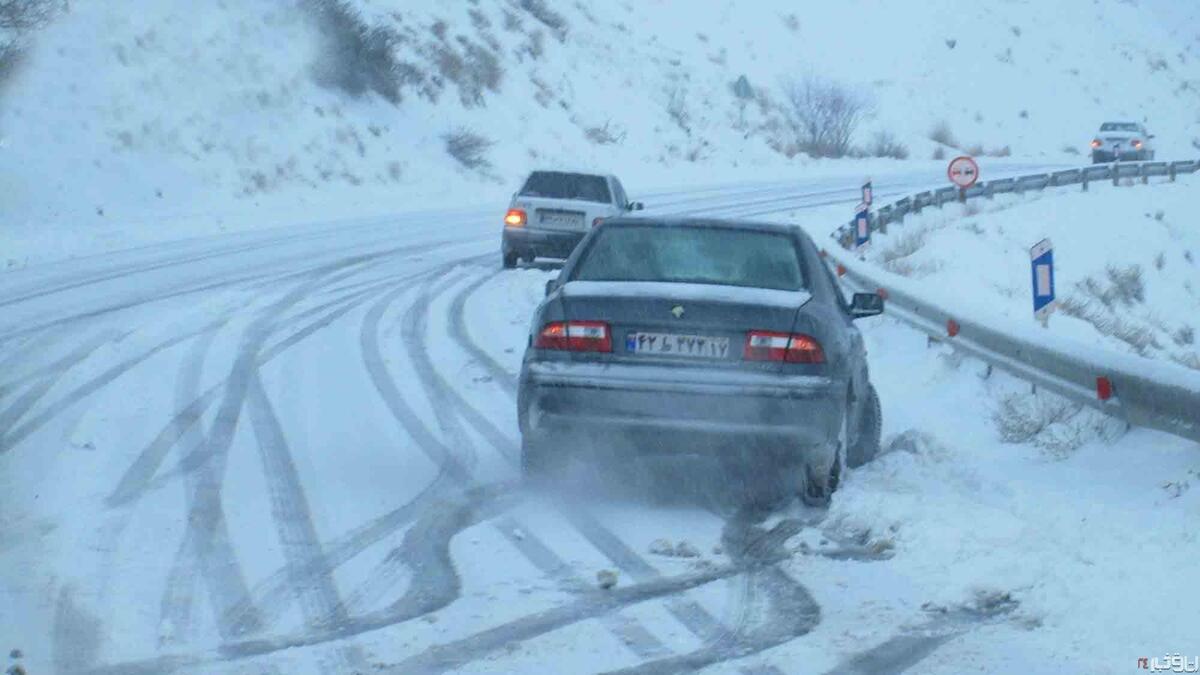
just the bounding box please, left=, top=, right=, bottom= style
left=846, top=385, right=882, bottom=469
left=800, top=409, right=848, bottom=508
left=503, top=251, right=519, bottom=269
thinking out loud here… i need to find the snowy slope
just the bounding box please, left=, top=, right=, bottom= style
left=2, top=0, right=1199, bottom=268
left=852, top=176, right=1200, bottom=371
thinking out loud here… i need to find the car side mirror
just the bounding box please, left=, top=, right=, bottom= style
left=545, top=279, right=558, bottom=297
left=629, top=201, right=644, bottom=211
left=849, top=292, right=884, bottom=319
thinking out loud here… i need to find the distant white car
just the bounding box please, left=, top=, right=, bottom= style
left=1090, top=121, right=1155, bottom=163
left=501, top=170, right=643, bottom=268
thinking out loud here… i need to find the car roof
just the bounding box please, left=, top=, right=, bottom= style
left=526, top=169, right=614, bottom=180
left=598, top=216, right=801, bottom=237
left=1100, top=121, right=1141, bottom=126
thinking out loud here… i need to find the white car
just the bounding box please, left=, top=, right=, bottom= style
left=501, top=170, right=643, bottom=268
left=1090, top=121, right=1156, bottom=163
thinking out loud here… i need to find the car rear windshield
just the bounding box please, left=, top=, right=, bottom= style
left=520, top=172, right=611, bottom=203
left=1100, top=122, right=1139, bottom=132
left=571, top=224, right=806, bottom=291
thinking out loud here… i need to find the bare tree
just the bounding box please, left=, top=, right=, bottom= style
left=780, top=75, right=871, bottom=158
left=0, top=0, right=62, bottom=32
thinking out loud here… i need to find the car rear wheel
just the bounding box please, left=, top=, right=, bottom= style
left=800, top=408, right=848, bottom=508
left=503, top=251, right=519, bottom=269
left=846, top=385, right=882, bottom=469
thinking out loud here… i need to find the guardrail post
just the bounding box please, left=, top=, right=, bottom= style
left=985, top=182, right=994, bottom=200
left=1141, top=163, right=1149, bottom=185
left=1082, top=172, right=1088, bottom=192
left=1169, top=163, right=1176, bottom=182
left=958, top=188, right=966, bottom=204
left=1113, top=162, right=1120, bottom=187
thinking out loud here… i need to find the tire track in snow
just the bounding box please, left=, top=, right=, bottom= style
left=83, top=483, right=524, bottom=675
left=0, top=329, right=116, bottom=448
left=0, top=324, right=217, bottom=455
left=158, top=317, right=232, bottom=645
left=158, top=260, right=379, bottom=643
left=106, top=265, right=430, bottom=510
left=244, top=370, right=368, bottom=673
left=398, top=268, right=691, bottom=659
left=380, top=557, right=769, bottom=675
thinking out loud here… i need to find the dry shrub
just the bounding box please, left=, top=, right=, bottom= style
left=929, top=120, right=957, bottom=148
left=516, top=0, right=567, bottom=41
left=304, top=0, right=413, bottom=105
left=779, top=75, right=872, bottom=158
left=443, top=129, right=494, bottom=170
left=868, top=130, right=909, bottom=159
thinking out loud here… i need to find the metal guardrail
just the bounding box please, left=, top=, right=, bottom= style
left=836, top=158, right=1200, bottom=245
left=826, top=160, right=1200, bottom=444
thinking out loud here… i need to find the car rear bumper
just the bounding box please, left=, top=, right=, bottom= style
left=502, top=227, right=585, bottom=260
left=519, top=360, right=843, bottom=456
left=1092, top=150, right=1144, bottom=162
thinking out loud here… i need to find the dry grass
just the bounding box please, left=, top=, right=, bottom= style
left=992, top=391, right=1119, bottom=457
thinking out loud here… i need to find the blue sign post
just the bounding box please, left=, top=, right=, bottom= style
left=1030, top=238, right=1056, bottom=325
left=862, top=179, right=873, bottom=206
left=854, top=202, right=870, bottom=249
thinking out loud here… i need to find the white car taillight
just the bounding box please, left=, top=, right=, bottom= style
left=743, top=331, right=825, bottom=363
left=534, top=321, right=612, bottom=353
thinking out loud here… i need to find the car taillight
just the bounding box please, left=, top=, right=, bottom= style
left=534, top=321, right=612, bottom=352
left=505, top=209, right=526, bottom=227
left=743, top=331, right=825, bottom=363
left=1131, top=139, right=1142, bottom=148
left=1090, top=139, right=1102, bottom=149
left=592, top=217, right=604, bottom=227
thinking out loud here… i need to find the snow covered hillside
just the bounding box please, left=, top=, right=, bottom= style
left=854, top=176, right=1200, bottom=371
left=2, top=0, right=1199, bottom=267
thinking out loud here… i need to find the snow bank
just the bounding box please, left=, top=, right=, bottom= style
left=851, top=176, right=1200, bottom=372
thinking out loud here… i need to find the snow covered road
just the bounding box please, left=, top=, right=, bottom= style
left=4, top=165, right=1198, bottom=675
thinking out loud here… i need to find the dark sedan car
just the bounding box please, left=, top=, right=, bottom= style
left=517, top=217, right=884, bottom=505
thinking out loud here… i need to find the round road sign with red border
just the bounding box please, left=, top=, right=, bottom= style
left=947, top=156, right=980, bottom=188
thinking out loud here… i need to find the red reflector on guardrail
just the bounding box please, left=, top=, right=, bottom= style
left=947, top=319, right=960, bottom=337
left=836, top=264, right=846, bottom=277
left=1096, top=376, right=1113, bottom=401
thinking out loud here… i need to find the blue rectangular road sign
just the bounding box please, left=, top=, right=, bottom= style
left=1030, top=238, right=1055, bottom=318
left=854, top=203, right=870, bottom=249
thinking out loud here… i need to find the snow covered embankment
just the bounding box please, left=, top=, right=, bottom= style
left=855, top=177, right=1200, bottom=372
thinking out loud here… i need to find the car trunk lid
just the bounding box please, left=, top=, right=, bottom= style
left=512, top=197, right=607, bottom=232
left=559, top=280, right=811, bottom=370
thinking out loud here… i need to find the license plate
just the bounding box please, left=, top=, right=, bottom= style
left=625, top=332, right=730, bottom=359
left=539, top=212, right=583, bottom=229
